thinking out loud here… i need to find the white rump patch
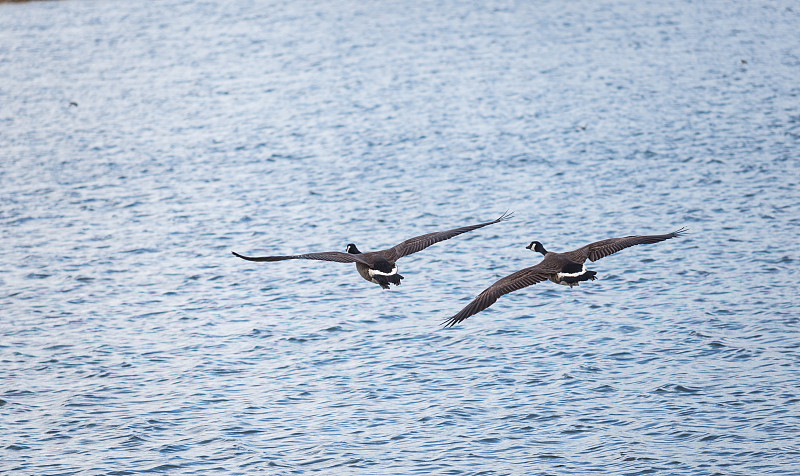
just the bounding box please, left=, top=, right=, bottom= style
left=369, top=265, right=398, bottom=277
left=556, top=264, right=586, bottom=280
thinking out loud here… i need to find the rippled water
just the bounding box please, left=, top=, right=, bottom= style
left=2, top=0, right=799, bottom=474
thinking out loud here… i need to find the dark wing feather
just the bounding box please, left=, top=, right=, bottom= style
left=384, top=211, right=512, bottom=261
left=231, top=250, right=371, bottom=266
left=443, top=264, right=552, bottom=327
left=565, top=227, right=688, bottom=263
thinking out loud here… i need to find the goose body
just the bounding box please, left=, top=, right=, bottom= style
left=443, top=228, right=687, bottom=327
left=232, top=211, right=512, bottom=289
left=346, top=244, right=404, bottom=288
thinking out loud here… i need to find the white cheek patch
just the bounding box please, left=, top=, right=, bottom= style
left=369, top=265, right=398, bottom=277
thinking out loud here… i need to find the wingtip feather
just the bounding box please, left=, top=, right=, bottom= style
left=673, top=226, right=689, bottom=237
left=441, top=316, right=460, bottom=328
left=497, top=210, right=514, bottom=222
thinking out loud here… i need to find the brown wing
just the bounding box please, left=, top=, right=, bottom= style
left=383, top=211, right=512, bottom=261
left=231, top=250, right=372, bottom=266
left=564, top=227, right=688, bottom=263
left=443, top=264, right=553, bottom=327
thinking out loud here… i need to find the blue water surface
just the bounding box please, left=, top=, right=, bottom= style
left=1, top=0, right=799, bottom=474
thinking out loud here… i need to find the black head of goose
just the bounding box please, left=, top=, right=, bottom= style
left=443, top=227, right=688, bottom=326
left=232, top=211, right=512, bottom=289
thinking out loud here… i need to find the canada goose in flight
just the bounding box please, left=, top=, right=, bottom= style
left=232, top=211, right=512, bottom=289
left=443, top=228, right=688, bottom=327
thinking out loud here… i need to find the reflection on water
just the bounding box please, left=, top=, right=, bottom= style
left=2, top=0, right=799, bottom=474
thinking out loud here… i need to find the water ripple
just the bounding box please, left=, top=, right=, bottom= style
left=2, top=0, right=800, bottom=474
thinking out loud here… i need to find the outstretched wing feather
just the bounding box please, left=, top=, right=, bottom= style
left=443, top=266, right=551, bottom=327
left=566, top=227, right=688, bottom=263
left=231, top=250, right=371, bottom=266
left=386, top=211, right=512, bottom=260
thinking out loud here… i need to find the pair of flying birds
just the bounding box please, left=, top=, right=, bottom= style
left=232, top=212, right=687, bottom=326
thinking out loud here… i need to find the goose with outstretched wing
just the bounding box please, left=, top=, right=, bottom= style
left=233, top=211, right=512, bottom=289
left=443, top=228, right=688, bottom=327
